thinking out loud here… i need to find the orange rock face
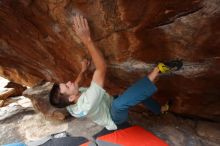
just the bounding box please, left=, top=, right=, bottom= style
left=0, top=0, right=220, bottom=121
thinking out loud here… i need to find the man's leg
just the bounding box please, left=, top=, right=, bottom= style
left=110, top=60, right=183, bottom=124
left=142, top=67, right=161, bottom=114
left=110, top=67, right=159, bottom=124
left=142, top=97, right=161, bottom=114
left=148, top=66, right=160, bottom=83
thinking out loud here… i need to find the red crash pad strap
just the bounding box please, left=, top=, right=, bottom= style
left=81, top=126, right=168, bottom=146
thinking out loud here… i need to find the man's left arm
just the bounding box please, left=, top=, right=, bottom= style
left=74, top=59, right=90, bottom=86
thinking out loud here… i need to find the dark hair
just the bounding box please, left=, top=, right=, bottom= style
left=49, top=83, right=72, bottom=108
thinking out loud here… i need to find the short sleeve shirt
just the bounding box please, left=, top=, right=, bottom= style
left=66, top=82, right=117, bottom=130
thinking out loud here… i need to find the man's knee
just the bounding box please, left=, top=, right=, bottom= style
left=110, top=102, right=128, bottom=124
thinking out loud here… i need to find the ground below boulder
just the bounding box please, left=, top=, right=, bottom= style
left=0, top=105, right=219, bottom=146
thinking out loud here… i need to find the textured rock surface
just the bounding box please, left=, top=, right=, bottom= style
left=129, top=110, right=220, bottom=146
left=196, top=121, right=220, bottom=144
left=0, top=100, right=4, bottom=107
left=4, top=82, right=27, bottom=97
left=0, top=96, right=33, bottom=121
left=0, top=0, right=220, bottom=121
left=23, top=81, right=69, bottom=120
left=0, top=88, right=15, bottom=100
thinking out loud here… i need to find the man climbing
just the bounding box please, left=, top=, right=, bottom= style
left=49, top=15, right=183, bottom=130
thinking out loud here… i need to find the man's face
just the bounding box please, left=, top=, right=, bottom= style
left=59, top=81, right=79, bottom=97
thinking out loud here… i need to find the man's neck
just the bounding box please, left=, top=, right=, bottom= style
left=74, top=93, right=82, bottom=102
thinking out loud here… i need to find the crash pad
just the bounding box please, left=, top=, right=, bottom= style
left=81, top=126, right=168, bottom=146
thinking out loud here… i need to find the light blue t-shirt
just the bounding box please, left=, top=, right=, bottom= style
left=66, top=82, right=117, bottom=130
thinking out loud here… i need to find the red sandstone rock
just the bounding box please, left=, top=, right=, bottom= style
left=0, top=0, right=220, bottom=121
left=4, top=82, right=27, bottom=97
left=0, top=100, right=4, bottom=107
left=0, top=88, right=16, bottom=100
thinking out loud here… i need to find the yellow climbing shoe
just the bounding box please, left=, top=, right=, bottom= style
left=157, top=63, right=171, bottom=73
left=157, top=59, right=183, bottom=73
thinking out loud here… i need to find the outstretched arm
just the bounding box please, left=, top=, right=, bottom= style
left=73, top=15, right=106, bottom=87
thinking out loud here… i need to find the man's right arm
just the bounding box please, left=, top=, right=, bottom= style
left=73, top=15, right=106, bottom=87
left=83, top=40, right=107, bottom=87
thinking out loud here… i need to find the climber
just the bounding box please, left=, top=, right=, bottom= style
left=49, top=15, right=183, bottom=130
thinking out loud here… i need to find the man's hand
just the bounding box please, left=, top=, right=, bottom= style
left=74, top=59, right=90, bottom=86
left=80, top=59, right=90, bottom=73
left=73, top=15, right=91, bottom=44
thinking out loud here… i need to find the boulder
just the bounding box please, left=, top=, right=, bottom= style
left=4, top=82, right=27, bottom=97
left=0, top=100, right=4, bottom=107
left=0, top=88, right=16, bottom=100
left=0, top=96, right=33, bottom=121
left=196, top=121, right=220, bottom=144
left=0, top=0, right=220, bottom=121
left=23, top=81, right=69, bottom=120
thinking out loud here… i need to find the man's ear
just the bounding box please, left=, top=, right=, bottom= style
left=68, top=95, right=75, bottom=102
